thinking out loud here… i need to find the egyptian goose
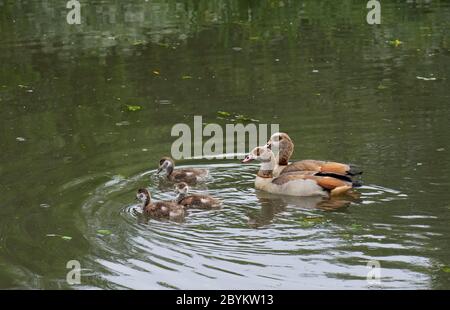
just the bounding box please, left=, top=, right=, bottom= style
left=242, top=145, right=359, bottom=197
left=136, top=188, right=185, bottom=220
left=157, top=157, right=209, bottom=184
left=174, top=182, right=221, bottom=210
left=266, top=132, right=363, bottom=178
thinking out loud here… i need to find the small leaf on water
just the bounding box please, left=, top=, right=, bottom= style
left=181, top=75, right=193, bottom=80
left=126, top=105, right=142, bottom=112
left=442, top=266, right=450, bottom=273
left=217, top=111, right=231, bottom=117
left=234, top=114, right=251, bottom=121
left=153, top=70, right=160, bottom=75
left=61, top=236, right=72, bottom=240
left=97, top=229, right=112, bottom=235
left=377, top=85, right=388, bottom=90
left=350, top=224, right=362, bottom=230
left=389, top=39, right=403, bottom=47
left=46, top=234, right=58, bottom=237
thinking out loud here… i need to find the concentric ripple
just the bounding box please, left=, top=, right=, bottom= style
left=73, top=162, right=433, bottom=289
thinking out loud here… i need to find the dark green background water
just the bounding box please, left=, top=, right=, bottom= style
left=0, top=0, right=449, bottom=289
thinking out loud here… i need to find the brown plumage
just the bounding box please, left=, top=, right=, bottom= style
left=136, top=188, right=185, bottom=220
left=242, top=145, right=358, bottom=197
left=174, top=182, right=221, bottom=210
left=271, top=172, right=354, bottom=196
left=266, top=132, right=363, bottom=179
left=157, top=156, right=209, bottom=184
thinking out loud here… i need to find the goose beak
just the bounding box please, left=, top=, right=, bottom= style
left=156, top=167, right=163, bottom=174
left=266, top=142, right=272, bottom=150
left=241, top=154, right=255, bottom=163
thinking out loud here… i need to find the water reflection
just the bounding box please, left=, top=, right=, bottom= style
left=1, top=0, right=450, bottom=289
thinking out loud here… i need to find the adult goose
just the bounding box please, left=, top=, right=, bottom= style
left=242, top=145, right=360, bottom=197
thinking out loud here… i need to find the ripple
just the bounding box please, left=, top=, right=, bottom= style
left=74, top=163, right=430, bottom=289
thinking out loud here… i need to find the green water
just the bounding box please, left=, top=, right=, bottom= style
left=0, top=0, right=450, bottom=289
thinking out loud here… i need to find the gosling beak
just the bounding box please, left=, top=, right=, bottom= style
left=241, top=154, right=255, bottom=163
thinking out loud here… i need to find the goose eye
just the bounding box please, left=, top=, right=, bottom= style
left=256, top=148, right=260, bottom=156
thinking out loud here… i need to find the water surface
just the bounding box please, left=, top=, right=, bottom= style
left=0, top=0, right=449, bottom=289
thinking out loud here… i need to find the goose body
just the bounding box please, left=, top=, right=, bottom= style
left=136, top=188, right=185, bottom=220
left=266, top=132, right=363, bottom=178
left=242, top=146, right=356, bottom=197
left=157, top=157, right=209, bottom=184
left=174, top=182, right=221, bottom=209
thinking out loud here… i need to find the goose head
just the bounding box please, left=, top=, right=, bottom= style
left=266, top=132, right=293, bottom=165
left=136, top=188, right=151, bottom=207
left=174, top=182, right=189, bottom=195
left=157, top=156, right=175, bottom=175
left=242, top=145, right=275, bottom=167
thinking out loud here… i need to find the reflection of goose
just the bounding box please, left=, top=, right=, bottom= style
left=256, top=190, right=359, bottom=210
left=248, top=191, right=358, bottom=227
left=174, top=182, right=221, bottom=210
left=157, top=157, right=209, bottom=184
left=242, top=145, right=360, bottom=197
left=136, top=188, right=185, bottom=220
left=266, top=132, right=363, bottom=178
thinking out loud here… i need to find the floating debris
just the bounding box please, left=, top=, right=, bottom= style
left=46, top=234, right=72, bottom=241
left=232, top=47, right=243, bottom=52
left=16, top=137, right=26, bottom=142
left=416, top=76, right=437, bottom=81
left=389, top=39, right=403, bottom=47
left=126, top=105, right=142, bottom=112
left=97, top=229, right=112, bottom=236
left=217, top=111, right=231, bottom=117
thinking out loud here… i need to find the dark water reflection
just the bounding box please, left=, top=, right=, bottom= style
left=0, top=0, right=450, bottom=289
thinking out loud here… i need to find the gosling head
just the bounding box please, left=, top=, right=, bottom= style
left=174, top=182, right=189, bottom=195
left=136, top=188, right=151, bottom=206
left=157, top=157, right=175, bottom=175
